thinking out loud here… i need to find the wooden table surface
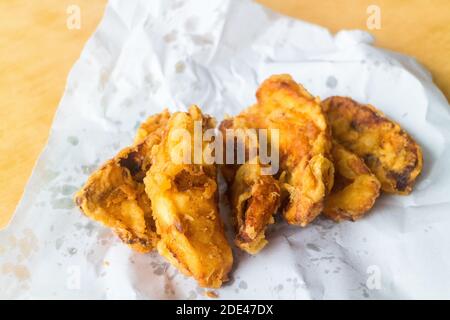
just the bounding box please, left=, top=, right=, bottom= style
left=1, top=0, right=449, bottom=229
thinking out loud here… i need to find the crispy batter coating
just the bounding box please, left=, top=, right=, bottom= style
left=323, top=142, right=381, bottom=222
left=74, top=111, right=170, bottom=253
left=135, top=110, right=171, bottom=144
left=144, top=105, right=233, bottom=288
left=229, top=161, right=281, bottom=254
left=322, top=96, right=423, bottom=195
left=219, top=120, right=281, bottom=254
left=224, top=74, right=334, bottom=227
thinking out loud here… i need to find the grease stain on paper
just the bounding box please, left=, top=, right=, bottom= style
left=175, top=61, right=186, bottom=73
left=164, top=30, right=178, bottom=43
left=1, top=263, right=30, bottom=281
left=1, top=229, right=38, bottom=283
left=52, top=198, right=75, bottom=210
left=306, top=243, right=321, bottom=252
left=67, top=136, right=79, bottom=146
left=190, top=33, right=214, bottom=46
left=238, top=280, right=248, bottom=290
left=326, top=76, right=338, bottom=89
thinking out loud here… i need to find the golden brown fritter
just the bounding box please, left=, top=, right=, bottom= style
left=322, top=96, right=423, bottom=195
left=74, top=111, right=170, bottom=253
left=228, top=161, right=281, bottom=254
left=223, top=74, right=334, bottom=227
left=323, top=141, right=381, bottom=222
left=134, top=110, right=170, bottom=144
left=144, top=105, right=233, bottom=288
left=219, top=120, right=281, bottom=254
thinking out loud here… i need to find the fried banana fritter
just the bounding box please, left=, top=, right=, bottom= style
left=74, top=111, right=170, bottom=253
left=229, top=161, right=281, bottom=254
left=135, top=110, right=171, bottom=144
left=322, top=97, right=423, bottom=195
left=323, top=142, right=381, bottom=222
left=218, top=120, right=282, bottom=254
left=224, top=74, right=334, bottom=227
left=144, top=105, right=233, bottom=288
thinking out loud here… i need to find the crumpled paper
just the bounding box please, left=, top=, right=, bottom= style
left=1, top=0, right=450, bottom=299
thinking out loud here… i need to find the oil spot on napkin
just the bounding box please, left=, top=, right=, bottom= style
left=93, top=229, right=115, bottom=249
left=61, top=185, right=78, bottom=196
left=2, top=231, right=36, bottom=284
left=67, top=136, right=79, bottom=146
left=1, top=263, right=30, bottom=281
left=49, top=184, right=77, bottom=200
left=52, top=198, right=75, bottom=210
left=326, top=76, right=338, bottom=89
left=5, top=229, right=39, bottom=260
left=74, top=222, right=96, bottom=237
left=164, top=282, right=176, bottom=296
left=55, top=237, right=64, bottom=250
left=164, top=30, right=178, bottom=43
left=17, top=229, right=39, bottom=258
left=273, top=284, right=284, bottom=293
left=175, top=61, right=186, bottom=73
left=154, top=266, right=166, bottom=276
left=67, top=247, right=78, bottom=256
left=306, top=243, right=321, bottom=252
left=151, top=261, right=170, bottom=276
left=238, top=280, right=248, bottom=290
left=41, top=168, right=60, bottom=184
left=190, top=33, right=214, bottom=46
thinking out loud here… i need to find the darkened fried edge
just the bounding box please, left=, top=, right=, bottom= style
left=322, top=96, right=423, bottom=194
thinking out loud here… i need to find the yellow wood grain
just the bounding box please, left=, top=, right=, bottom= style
left=0, top=0, right=449, bottom=228
left=0, top=0, right=107, bottom=228
left=258, top=0, right=450, bottom=103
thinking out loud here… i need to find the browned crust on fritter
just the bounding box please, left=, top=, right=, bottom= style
left=229, top=162, right=281, bottom=254
left=219, top=117, right=282, bottom=254
left=322, top=96, right=423, bottom=195
left=134, top=109, right=171, bottom=144
left=323, top=142, right=381, bottom=222
left=74, top=111, right=170, bottom=253
left=256, top=75, right=334, bottom=226
left=221, top=75, right=334, bottom=228
left=144, top=106, right=233, bottom=288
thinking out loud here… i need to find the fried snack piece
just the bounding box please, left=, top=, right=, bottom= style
left=218, top=121, right=281, bottom=254
left=74, top=112, right=169, bottom=253
left=229, top=161, right=281, bottom=254
left=135, top=110, right=170, bottom=144
left=224, top=74, right=334, bottom=227
left=144, top=105, right=233, bottom=288
left=322, top=96, right=423, bottom=194
left=323, top=142, right=381, bottom=222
